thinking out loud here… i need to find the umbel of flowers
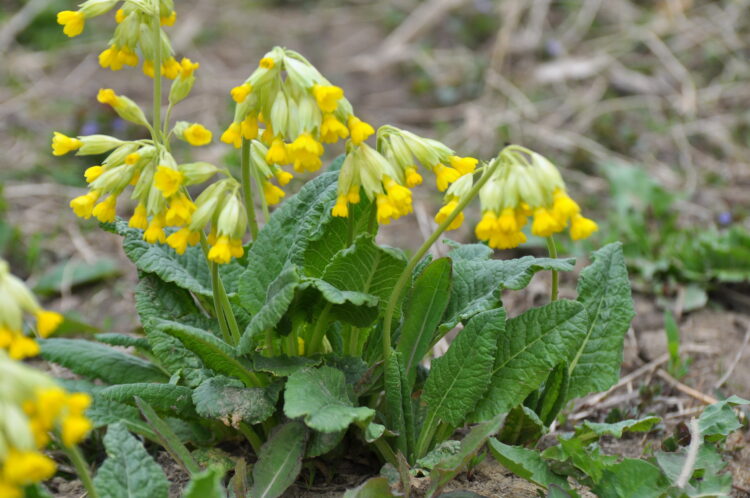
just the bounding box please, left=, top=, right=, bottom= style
left=0, top=354, right=92, bottom=497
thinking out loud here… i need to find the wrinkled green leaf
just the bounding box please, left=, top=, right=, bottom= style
left=496, top=405, right=545, bottom=446
left=471, top=301, right=588, bottom=421
left=96, top=333, right=150, bottom=351
left=239, top=266, right=301, bottom=349
left=93, top=423, right=169, bottom=498
left=250, top=421, right=307, bottom=498
left=567, top=243, right=635, bottom=401
left=487, top=438, right=568, bottom=490
left=300, top=277, right=379, bottom=327
left=284, top=366, right=375, bottom=432
left=99, top=383, right=195, bottom=418
left=192, top=376, right=277, bottom=426
left=182, top=466, right=226, bottom=498
left=592, top=459, right=669, bottom=498
left=416, top=440, right=461, bottom=472
left=575, top=416, right=661, bottom=439
left=39, top=338, right=168, bottom=384
left=135, top=272, right=214, bottom=332
left=251, top=354, right=322, bottom=376
left=33, top=258, right=120, bottom=295
left=384, top=351, right=413, bottom=458
left=698, top=395, right=750, bottom=439
left=656, top=446, right=725, bottom=484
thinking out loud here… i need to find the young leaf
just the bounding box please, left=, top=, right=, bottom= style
left=98, top=383, right=196, bottom=418
left=306, top=429, right=346, bottom=458
left=96, top=333, right=151, bottom=351
left=496, top=405, right=545, bottom=446
left=182, top=466, right=226, bottom=498
left=534, top=362, right=569, bottom=426
left=441, top=256, right=576, bottom=333
left=471, top=301, right=588, bottom=422
left=39, top=338, right=168, bottom=384
left=93, top=423, right=169, bottom=498
left=575, top=416, right=661, bottom=439
left=487, top=438, right=568, bottom=490
left=284, top=366, right=375, bottom=433
left=591, top=459, right=669, bottom=498
left=250, top=421, right=307, bottom=498
left=422, top=308, right=502, bottom=427
left=299, top=277, right=379, bottom=327
left=33, top=258, right=120, bottom=295
left=397, top=257, right=452, bottom=388
left=192, top=376, right=278, bottom=426
left=383, top=351, right=414, bottom=458
left=567, top=243, right=635, bottom=401
left=698, top=395, right=749, bottom=439
left=342, top=477, right=398, bottom=498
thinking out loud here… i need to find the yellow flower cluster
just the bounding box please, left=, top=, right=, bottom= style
left=0, top=356, right=92, bottom=497
left=0, top=260, right=63, bottom=360
left=58, top=0, right=184, bottom=80
left=474, top=147, right=598, bottom=249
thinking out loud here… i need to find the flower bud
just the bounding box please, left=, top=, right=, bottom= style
left=79, top=0, right=118, bottom=18
left=179, top=162, right=219, bottom=185
left=77, top=135, right=124, bottom=155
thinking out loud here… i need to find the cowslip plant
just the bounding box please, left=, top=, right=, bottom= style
left=34, top=0, right=637, bottom=496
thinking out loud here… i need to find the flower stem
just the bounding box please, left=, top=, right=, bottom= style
left=238, top=422, right=263, bottom=454
left=380, top=160, right=502, bottom=360
left=254, top=174, right=270, bottom=222
left=151, top=7, right=162, bottom=144
left=241, top=139, right=260, bottom=241
left=545, top=235, right=559, bottom=302
left=62, top=444, right=99, bottom=498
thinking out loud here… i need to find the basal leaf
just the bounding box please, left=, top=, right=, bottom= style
left=471, top=300, right=588, bottom=422
left=592, top=459, right=669, bottom=498
left=251, top=354, right=322, bottom=376
left=33, top=258, right=120, bottom=295
left=96, top=333, right=151, bottom=351
left=39, top=338, right=168, bottom=384
left=487, top=438, right=568, bottom=490
left=93, top=423, right=169, bottom=498
left=192, top=376, right=278, bottom=426
left=397, top=257, right=452, bottom=388
left=496, top=405, right=545, bottom=446
left=98, top=383, right=196, bottom=418
left=567, top=243, right=635, bottom=401
left=250, top=421, right=307, bottom=498
left=182, top=466, right=226, bottom=498
left=146, top=330, right=209, bottom=388
left=698, top=395, right=750, bottom=439
left=135, top=273, right=214, bottom=332
left=384, top=351, right=414, bottom=458
left=342, top=477, right=398, bottom=498
left=441, top=256, right=575, bottom=333
left=422, top=308, right=502, bottom=427
left=284, top=366, right=375, bottom=433
left=299, top=277, right=379, bottom=327
left=575, top=416, right=661, bottom=439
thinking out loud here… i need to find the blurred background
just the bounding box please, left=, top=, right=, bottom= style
left=1, top=0, right=749, bottom=429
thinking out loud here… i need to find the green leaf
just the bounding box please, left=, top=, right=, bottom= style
left=423, top=308, right=502, bottom=427
left=182, top=466, right=226, bottom=498
left=445, top=241, right=493, bottom=261
left=33, top=258, right=120, bottom=295
left=96, top=333, right=151, bottom=351
left=496, top=405, right=545, bottom=446
left=655, top=446, right=726, bottom=484
left=306, top=429, right=346, bottom=458
left=591, top=459, right=669, bottom=498
left=342, top=477, right=398, bottom=498
left=107, top=219, right=245, bottom=297
left=575, top=416, right=661, bottom=439
left=397, top=257, right=452, bottom=388
left=487, top=438, right=568, bottom=490
left=135, top=273, right=214, bottom=332
left=284, top=366, right=375, bottom=432
left=93, top=423, right=169, bottom=498
left=39, top=338, right=168, bottom=384
left=98, top=383, right=196, bottom=417
left=155, top=320, right=257, bottom=387
left=471, top=301, right=588, bottom=422
left=442, top=256, right=575, bottom=333
left=192, top=376, right=278, bottom=426
left=251, top=354, right=322, bottom=376
left=698, top=395, right=750, bottom=439
left=146, top=330, right=209, bottom=388
left=299, top=277, right=379, bottom=327
left=416, top=440, right=461, bottom=472
left=534, top=362, right=569, bottom=426
left=384, top=351, right=414, bottom=458
left=250, top=421, right=307, bottom=498
left=567, top=243, right=635, bottom=401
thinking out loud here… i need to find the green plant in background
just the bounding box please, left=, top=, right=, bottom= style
left=664, top=310, right=689, bottom=380
left=0, top=0, right=739, bottom=497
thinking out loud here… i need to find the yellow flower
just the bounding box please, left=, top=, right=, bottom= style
left=115, top=9, right=126, bottom=23
left=154, top=166, right=184, bottom=198
left=552, top=189, right=580, bottom=224
left=184, top=124, right=213, bottom=146
left=144, top=214, right=167, bottom=244
left=332, top=195, right=348, bottom=218
left=288, top=133, right=323, bottom=172
left=433, top=163, right=461, bottom=192
left=230, top=239, right=244, bottom=259
left=376, top=194, right=398, bottom=225
left=2, top=450, right=56, bottom=485
left=0, top=480, right=22, bottom=498
left=92, top=195, right=117, bottom=223
left=347, top=185, right=361, bottom=204
left=404, top=166, right=423, bottom=187
left=263, top=182, right=285, bottom=205
left=124, top=153, right=140, bottom=165
left=128, top=203, right=148, bottom=229
left=383, top=176, right=412, bottom=215
left=320, top=114, right=349, bottom=144
left=160, top=11, right=177, bottom=26
left=266, top=138, right=289, bottom=165
left=275, top=170, right=293, bottom=186
left=99, top=46, right=125, bottom=71
left=348, top=116, right=374, bottom=145
left=450, top=156, right=478, bottom=176
left=57, top=11, right=85, bottom=37
left=118, top=47, right=138, bottom=67
left=162, top=57, right=181, bottom=79
left=166, top=228, right=200, bottom=255
left=489, top=230, right=527, bottom=250
left=475, top=211, right=497, bottom=241
left=434, top=198, right=464, bottom=231
left=61, top=416, right=93, bottom=447
left=207, top=236, right=233, bottom=264
left=52, top=132, right=82, bottom=156
left=84, top=165, right=104, bottom=183
left=241, top=115, right=259, bottom=140
left=8, top=334, right=40, bottom=360
left=221, top=122, right=243, bottom=149
left=35, top=310, right=63, bottom=338
left=177, top=58, right=199, bottom=78
left=66, top=392, right=92, bottom=415
left=312, top=85, right=344, bottom=113
left=570, top=214, right=598, bottom=240
left=231, top=84, right=252, bottom=103
left=531, top=208, right=564, bottom=237
left=142, top=60, right=155, bottom=78
left=165, top=193, right=196, bottom=226
left=69, top=191, right=100, bottom=219
left=97, top=88, right=121, bottom=108
left=259, top=57, right=275, bottom=69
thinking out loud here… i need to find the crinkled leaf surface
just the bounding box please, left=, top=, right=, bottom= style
left=284, top=366, right=375, bottom=433
left=250, top=421, right=307, bottom=498
left=422, top=308, right=502, bottom=426
left=471, top=300, right=588, bottom=421
left=592, top=459, right=669, bottom=498
left=98, top=383, right=196, bottom=418
left=192, top=376, right=277, bottom=426
left=93, top=423, right=169, bottom=498
left=575, top=416, right=661, bottom=438
left=95, top=333, right=150, bottom=351
left=487, top=438, right=568, bottom=490
left=567, top=243, right=635, bottom=400
left=698, top=395, right=750, bottom=439
left=39, top=338, right=167, bottom=384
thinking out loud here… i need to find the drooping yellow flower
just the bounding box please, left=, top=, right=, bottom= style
left=99, top=46, right=126, bottom=71
left=376, top=194, right=398, bottom=225
left=450, top=156, right=478, bottom=176
left=434, top=198, right=464, bottom=231
left=142, top=60, right=156, bottom=78
left=52, top=132, right=82, bottom=156
left=266, top=138, right=289, bottom=165
left=241, top=115, right=259, bottom=140
left=221, top=122, right=243, bottom=149
left=288, top=133, right=323, bottom=172
left=97, top=88, right=122, bottom=109
left=154, top=166, right=184, bottom=198
left=259, top=57, right=275, bottom=69
left=433, top=163, right=461, bottom=192
left=183, top=124, right=213, bottom=146
left=312, top=85, right=344, bottom=113
left=531, top=207, right=564, bottom=238
left=332, top=195, right=349, bottom=218
left=61, top=416, right=93, bottom=447
left=231, top=84, right=252, bottom=103
left=144, top=213, right=167, bottom=244
left=166, top=228, right=200, bottom=255
left=207, top=235, right=233, bottom=264
left=8, top=334, right=40, bottom=360
left=404, top=166, right=423, bottom=187
left=320, top=114, right=349, bottom=143
left=263, top=182, right=285, bottom=205
left=570, top=214, right=598, bottom=240
left=275, top=170, right=293, bottom=186
left=160, top=11, right=177, bottom=26
left=162, top=57, right=181, bottom=80
left=551, top=189, right=580, bottom=225
left=177, top=58, right=199, bottom=79
left=165, top=193, right=196, bottom=226
left=348, top=116, right=375, bottom=145
left=115, top=9, right=126, bottom=23
left=57, top=11, right=85, bottom=37
left=35, top=310, right=63, bottom=338
left=92, top=195, right=117, bottom=223
left=128, top=203, right=148, bottom=230
left=2, top=450, right=56, bottom=485
left=69, top=191, right=100, bottom=219
left=84, top=165, right=104, bottom=183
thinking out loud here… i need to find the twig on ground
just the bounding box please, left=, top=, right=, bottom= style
left=714, top=318, right=750, bottom=389
left=656, top=369, right=719, bottom=405
left=675, top=417, right=701, bottom=488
